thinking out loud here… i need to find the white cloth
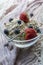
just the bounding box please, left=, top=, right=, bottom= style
left=0, top=0, right=43, bottom=65
left=0, top=32, right=18, bottom=65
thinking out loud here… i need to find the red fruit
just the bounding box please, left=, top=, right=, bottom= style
left=25, top=28, right=37, bottom=40
left=20, top=12, right=29, bottom=23
left=25, top=33, right=31, bottom=40
left=25, top=28, right=37, bottom=34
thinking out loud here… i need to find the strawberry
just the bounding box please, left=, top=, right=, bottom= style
left=19, top=12, right=29, bottom=23
left=24, top=28, right=37, bottom=40
left=25, top=33, right=31, bottom=40
left=25, top=28, right=37, bottom=34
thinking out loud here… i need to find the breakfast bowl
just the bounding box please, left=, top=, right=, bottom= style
left=0, top=26, right=41, bottom=48
left=0, top=1, right=43, bottom=48
left=0, top=15, right=41, bottom=48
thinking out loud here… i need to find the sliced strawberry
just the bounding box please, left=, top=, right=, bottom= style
left=24, top=28, right=37, bottom=40
left=25, top=34, right=30, bottom=40
left=25, top=28, right=37, bottom=34
left=19, top=12, right=29, bottom=23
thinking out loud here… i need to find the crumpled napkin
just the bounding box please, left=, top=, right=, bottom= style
left=0, top=31, right=19, bottom=65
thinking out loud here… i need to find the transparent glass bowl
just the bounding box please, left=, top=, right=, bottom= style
left=0, top=0, right=43, bottom=48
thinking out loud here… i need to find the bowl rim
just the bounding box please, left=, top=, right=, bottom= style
left=6, top=34, right=40, bottom=43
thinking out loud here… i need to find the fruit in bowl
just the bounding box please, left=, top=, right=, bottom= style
left=4, top=18, right=27, bottom=39
left=24, top=28, right=37, bottom=40
left=4, top=12, right=41, bottom=41
left=19, top=12, right=29, bottom=23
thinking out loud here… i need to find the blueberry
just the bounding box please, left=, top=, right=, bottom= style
left=14, top=29, right=20, bottom=34
left=9, top=18, right=13, bottom=22
left=35, top=27, right=41, bottom=33
left=28, top=25, right=33, bottom=28
left=4, top=29, right=9, bottom=35
left=30, top=13, right=33, bottom=17
left=37, top=29, right=41, bottom=33
left=17, top=20, right=21, bottom=24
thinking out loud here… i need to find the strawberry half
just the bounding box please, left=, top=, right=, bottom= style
left=25, top=28, right=37, bottom=34
left=19, top=12, right=29, bottom=23
left=25, top=28, right=37, bottom=40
